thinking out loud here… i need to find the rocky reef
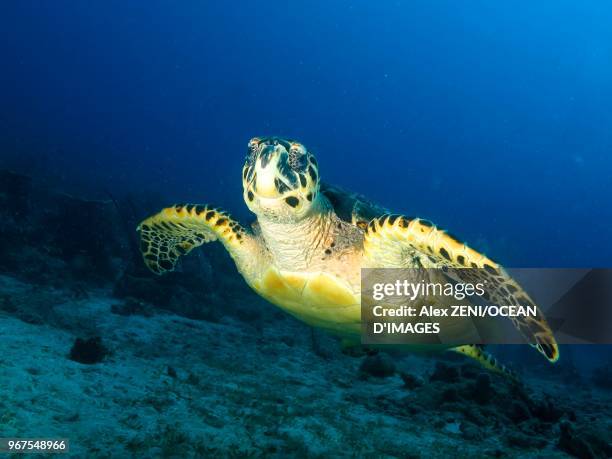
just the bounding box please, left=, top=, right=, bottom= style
left=592, top=359, right=612, bottom=390
left=0, top=169, right=611, bottom=458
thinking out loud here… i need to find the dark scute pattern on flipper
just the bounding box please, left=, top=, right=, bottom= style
left=138, top=204, right=246, bottom=275
left=364, top=213, right=560, bottom=363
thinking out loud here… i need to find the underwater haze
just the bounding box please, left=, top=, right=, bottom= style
left=2, top=1, right=612, bottom=266
left=1, top=2, right=611, bottom=458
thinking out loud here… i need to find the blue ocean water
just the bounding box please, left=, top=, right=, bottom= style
left=1, top=3, right=611, bottom=457
left=2, top=1, right=611, bottom=267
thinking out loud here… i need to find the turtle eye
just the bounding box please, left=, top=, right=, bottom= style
left=288, top=145, right=308, bottom=171
left=246, top=139, right=261, bottom=165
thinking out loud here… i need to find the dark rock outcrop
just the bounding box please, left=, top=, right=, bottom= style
left=558, top=421, right=612, bottom=459
left=69, top=336, right=109, bottom=364
left=359, top=353, right=396, bottom=378
left=430, top=362, right=460, bottom=383
left=592, top=360, right=612, bottom=390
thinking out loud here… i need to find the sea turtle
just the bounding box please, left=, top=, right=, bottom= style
left=137, top=136, right=559, bottom=375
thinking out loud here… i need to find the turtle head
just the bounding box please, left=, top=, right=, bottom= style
left=242, top=137, right=320, bottom=221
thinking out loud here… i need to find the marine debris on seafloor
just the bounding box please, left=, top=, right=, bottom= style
left=0, top=169, right=611, bottom=458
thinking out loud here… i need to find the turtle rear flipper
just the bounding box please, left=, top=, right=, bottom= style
left=138, top=204, right=252, bottom=275
left=452, top=345, right=518, bottom=380
left=362, top=214, right=560, bottom=363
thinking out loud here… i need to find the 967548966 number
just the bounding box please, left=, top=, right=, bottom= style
left=0, top=438, right=69, bottom=453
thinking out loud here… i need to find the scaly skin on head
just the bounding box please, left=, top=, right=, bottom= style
left=242, top=137, right=320, bottom=220
left=241, top=137, right=338, bottom=270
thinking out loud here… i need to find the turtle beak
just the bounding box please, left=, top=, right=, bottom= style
left=254, top=145, right=282, bottom=198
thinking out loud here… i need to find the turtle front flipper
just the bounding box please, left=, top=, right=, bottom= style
left=138, top=204, right=260, bottom=276
left=362, top=214, right=559, bottom=363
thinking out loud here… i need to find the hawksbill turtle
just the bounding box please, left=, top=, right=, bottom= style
left=137, top=136, right=559, bottom=375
